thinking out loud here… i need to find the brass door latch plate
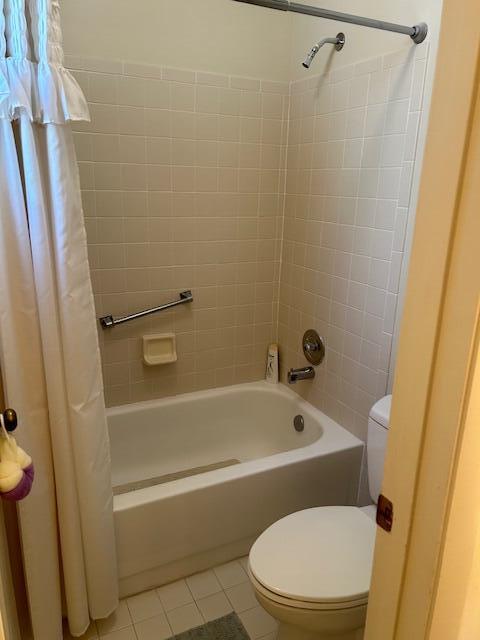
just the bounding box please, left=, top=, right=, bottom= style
left=377, top=494, right=393, bottom=532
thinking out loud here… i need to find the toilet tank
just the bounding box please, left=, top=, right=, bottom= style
left=367, top=395, right=392, bottom=505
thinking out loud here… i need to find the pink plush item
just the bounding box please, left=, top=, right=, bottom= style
left=0, top=431, right=34, bottom=502
left=1, top=463, right=34, bottom=501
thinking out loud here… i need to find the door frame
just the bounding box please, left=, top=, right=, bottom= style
left=365, top=0, right=480, bottom=636
left=0, top=504, right=20, bottom=640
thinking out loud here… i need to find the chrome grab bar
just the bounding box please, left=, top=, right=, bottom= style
left=99, top=290, right=193, bottom=329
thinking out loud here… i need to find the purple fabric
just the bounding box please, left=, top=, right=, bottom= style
left=1, top=464, right=34, bottom=501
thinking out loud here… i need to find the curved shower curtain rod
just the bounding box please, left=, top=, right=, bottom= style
left=232, top=0, right=428, bottom=44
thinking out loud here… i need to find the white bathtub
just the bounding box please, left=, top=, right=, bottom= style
left=108, top=382, right=364, bottom=597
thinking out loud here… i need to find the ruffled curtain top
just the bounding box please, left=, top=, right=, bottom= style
left=0, top=0, right=89, bottom=123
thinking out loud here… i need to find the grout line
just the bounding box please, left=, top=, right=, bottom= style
left=80, top=50, right=425, bottom=423
left=92, top=559, right=271, bottom=640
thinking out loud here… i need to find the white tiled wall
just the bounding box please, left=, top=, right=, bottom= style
left=278, top=45, right=429, bottom=440
left=71, top=44, right=428, bottom=440
left=68, top=56, right=288, bottom=406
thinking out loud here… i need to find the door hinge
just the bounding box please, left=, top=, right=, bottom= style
left=376, top=494, right=394, bottom=532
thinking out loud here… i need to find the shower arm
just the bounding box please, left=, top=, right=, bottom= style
left=312, top=36, right=340, bottom=52
left=232, top=0, right=428, bottom=44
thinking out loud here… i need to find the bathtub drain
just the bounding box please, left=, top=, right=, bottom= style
left=294, top=415, right=305, bottom=432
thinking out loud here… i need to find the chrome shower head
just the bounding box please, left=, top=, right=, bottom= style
left=302, top=32, right=345, bottom=69
left=302, top=44, right=321, bottom=70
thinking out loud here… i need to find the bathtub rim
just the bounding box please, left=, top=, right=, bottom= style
left=109, top=381, right=364, bottom=510
left=108, top=379, right=319, bottom=419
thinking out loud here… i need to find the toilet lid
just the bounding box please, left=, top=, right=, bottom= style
left=249, top=507, right=376, bottom=606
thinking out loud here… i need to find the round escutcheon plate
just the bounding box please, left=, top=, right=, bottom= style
left=302, top=329, right=326, bottom=366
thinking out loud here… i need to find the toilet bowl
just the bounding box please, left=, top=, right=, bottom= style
left=248, top=396, right=392, bottom=640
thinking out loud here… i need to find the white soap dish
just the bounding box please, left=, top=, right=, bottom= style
left=143, top=333, right=177, bottom=366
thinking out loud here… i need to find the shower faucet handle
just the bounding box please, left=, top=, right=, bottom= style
left=302, top=330, right=326, bottom=366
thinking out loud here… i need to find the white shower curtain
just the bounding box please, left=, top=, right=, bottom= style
left=0, top=1, right=118, bottom=638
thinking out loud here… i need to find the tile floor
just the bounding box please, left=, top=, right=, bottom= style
left=64, top=558, right=278, bottom=640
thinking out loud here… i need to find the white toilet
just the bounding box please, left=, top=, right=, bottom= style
left=248, top=395, right=392, bottom=640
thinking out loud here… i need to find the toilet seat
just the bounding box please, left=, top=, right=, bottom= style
left=249, top=571, right=369, bottom=611
left=249, top=506, right=376, bottom=611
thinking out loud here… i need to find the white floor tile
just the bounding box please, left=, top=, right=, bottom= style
left=79, top=556, right=279, bottom=640
left=134, top=611, right=172, bottom=640
left=186, top=570, right=222, bottom=599
left=97, top=601, right=132, bottom=636
left=99, top=627, right=137, bottom=640
left=196, top=591, right=233, bottom=622
left=127, top=589, right=164, bottom=623
left=225, top=582, right=258, bottom=613
left=239, top=606, right=278, bottom=640
left=214, top=560, right=248, bottom=589
left=157, top=579, right=193, bottom=612
left=239, top=556, right=250, bottom=573
left=167, top=602, right=203, bottom=635
left=64, top=622, right=98, bottom=639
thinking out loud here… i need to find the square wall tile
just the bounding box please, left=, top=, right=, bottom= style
left=84, top=49, right=426, bottom=438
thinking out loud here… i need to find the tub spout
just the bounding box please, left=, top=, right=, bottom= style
left=288, top=366, right=315, bottom=384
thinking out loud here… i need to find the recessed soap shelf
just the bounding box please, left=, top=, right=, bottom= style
left=143, top=333, right=177, bottom=366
